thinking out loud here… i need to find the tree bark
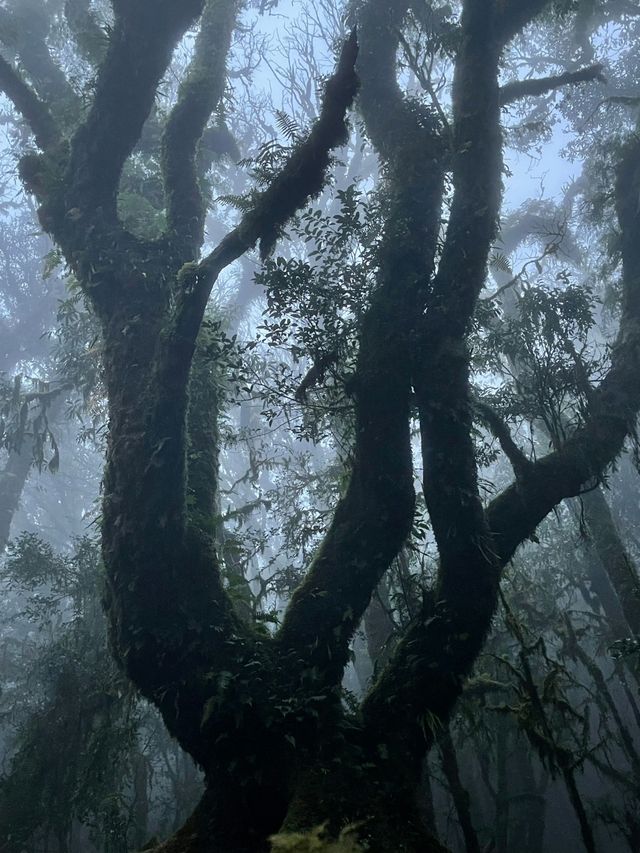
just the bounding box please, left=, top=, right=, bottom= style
left=3, top=1, right=640, bottom=849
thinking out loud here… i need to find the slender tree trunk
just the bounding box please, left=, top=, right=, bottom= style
left=494, top=720, right=509, bottom=853
left=132, top=753, right=150, bottom=849
left=509, top=742, right=548, bottom=853
left=439, top=728, right=482, bottom=853
left=578, top=487, right=640, bottom=636
left=0, top=446, right=32, bottom=551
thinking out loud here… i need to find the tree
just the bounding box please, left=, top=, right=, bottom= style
left=0, top=536, right=138, bottom=853
left=0, top=0, right=639, bottom=850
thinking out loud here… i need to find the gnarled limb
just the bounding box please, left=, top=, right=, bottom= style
left=362, top=134, right=640, bottom=773
left=99, top=30, right=361, bottom=768
left=368, top=0, right=504, bottom=768
left=276, top=0, right=445, bottom=687
left=159, top=30, right=360, bottom=394
left=489, top=134, right=640, bottom=565
left=359, top=0, right=587, bottom=774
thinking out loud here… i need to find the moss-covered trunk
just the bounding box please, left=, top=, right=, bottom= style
left=153, top=740, right=447, bottom=853
left=5, top=1, right=640, bottom=850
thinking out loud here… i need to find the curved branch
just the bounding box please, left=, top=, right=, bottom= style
left=414, top=0, right=503, bottom=622
left=110, top=32, right=361, bottom=691
left=424, top=1, right=502, bottom=337
left=362, top=0, right=504, bottom=780
left=362, top=134, right=640, bottom=770
left=97, top=31, right=360, bottom=759
left=17, top=2, right=209, bottom=316
left=162, top=0, right=238, bottom=261
left=275, top=301, right=415, bottom=682
left=163, top=30, right=359, bottom=370
left=275, top=0, right=447, bottom=687
left=474, top=399, right=533, bottom=480
left=489, top=134, right=640, bottom=565
left=0, top=55, right=60, bottom=149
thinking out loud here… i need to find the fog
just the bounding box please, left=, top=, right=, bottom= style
left=0, top=2, right=639, bottom=852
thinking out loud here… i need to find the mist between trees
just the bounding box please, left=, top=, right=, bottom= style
left=0, top=1, right=639, bottom=852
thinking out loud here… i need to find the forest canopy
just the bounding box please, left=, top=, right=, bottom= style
left=0, top=1, right=639, bottom=852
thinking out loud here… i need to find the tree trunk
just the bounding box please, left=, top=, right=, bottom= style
left=578, top=487, right=640, bottom=637
left=0, top=446, right=32, bottom=552
left=439, top=728, right=481, bottom=853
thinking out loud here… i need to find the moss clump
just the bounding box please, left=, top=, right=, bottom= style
left=270, top=825, right=363, bottom=852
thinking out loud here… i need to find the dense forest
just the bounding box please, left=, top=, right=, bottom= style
left=0, top=0, right=639, bottom=851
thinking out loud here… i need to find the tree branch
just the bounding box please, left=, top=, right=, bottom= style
left=413, top=0, right=502, bottom=586
left=0, top=446, right=33, bottom=553
left=0, top=55, right=60, bottom=149
left=500, top=64, right=605, bottom=105
left=126, top=31, right=359, bottom=644
left=397, top=28, right=451, bottom=136
left=362, top=0, right=504, bottom=780
left=64, top=0, right=108, bottom=67
left=474, top=399, right=533, bottom=479
left=162, top=0, right=238, bottom=261
left=161, top=29, right=359, bottom=377
left=362, top=134, right=640, bottom=771
left=495, top=0, right=552, bottom=45
left=424, top=2, right=501, bottom=337
left=274, top=0, right=446, bottom=688
left=95, top=31, right=361, bottom=750
left=65, top=0, right=206, bottom=218
left=0, top=2, right=80, bottom=123
left=488, top=135, right=640, bottom=567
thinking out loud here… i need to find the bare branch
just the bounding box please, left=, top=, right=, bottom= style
left=500, top=64, right=606, bottom=105
left=480, top=239, right=562, bottom=303
left=397, top=28, right=451, bottom=136
left=0, top=55, right=60, bottom=149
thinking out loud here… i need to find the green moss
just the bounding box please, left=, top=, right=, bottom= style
left=270, top=825, right=363, bottom=852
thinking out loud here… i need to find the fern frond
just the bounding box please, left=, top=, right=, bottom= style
left=275, top=109, right=301, bottom=142
left=490, top=251, right=513, bottom=274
